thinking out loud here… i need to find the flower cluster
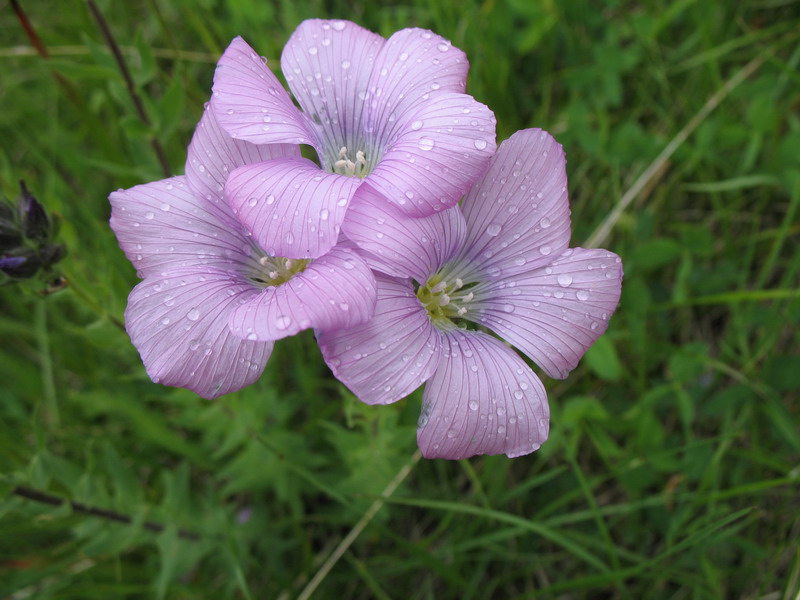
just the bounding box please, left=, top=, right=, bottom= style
left=110, top=19, right=622, bottom=459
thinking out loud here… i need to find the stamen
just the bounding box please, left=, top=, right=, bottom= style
left=462, top=291, right=474, bottom=303
left=338, top=146, right=348, bottom=159
left=285, top=258, right=293, bottom=269
left=457, top=307, right=467, bottom=316
left=269, top=271, right=279, bottom=280
left=259, top=256, right=270, bottom=266
left=431, top=281, right=447, bottom=293
left=438, top=294, right=450, bottom=306
left=455, top=278, right=464, bottom=289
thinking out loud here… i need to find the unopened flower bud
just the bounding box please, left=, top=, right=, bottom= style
left=18, top=181, right=51, bottom=242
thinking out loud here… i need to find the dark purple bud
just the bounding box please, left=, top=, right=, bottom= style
left=0, top=201, right=14, bottom=222
left=18, top=181, right=51, bottom=242
left=0, top=218, right=22, bottom=251
left=1, top=249, right=41, bottom=279
left=40, top=243, right=67, bottom=266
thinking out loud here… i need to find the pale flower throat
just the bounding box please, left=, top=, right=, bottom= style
left=249, top=255, right=309, bottom=288
left=416, top=271, right=477, bottom=329
left=332, top=146, right=369, bottom=178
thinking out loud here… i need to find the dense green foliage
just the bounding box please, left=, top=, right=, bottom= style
left=1, top=1, right=798, bottom=598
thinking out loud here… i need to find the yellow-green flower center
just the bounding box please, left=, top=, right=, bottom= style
left=250, top=255, right=310, bottom=288
left=331, top=146, right=370, bottom=178
left=416, top=273, right=476, bottom=328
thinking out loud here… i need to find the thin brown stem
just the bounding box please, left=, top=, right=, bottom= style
left=12, top=485, right=201, bottom=541
left=85, top=0, right=172, bottom=177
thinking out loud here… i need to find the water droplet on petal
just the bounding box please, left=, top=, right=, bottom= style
left=576, top=290, right=590, bottom=301
left=540, top=217, right=551, bottom=228
left=144, top=211, right=154, bottom=220
left=411, top=120, right=423, bottom=130
left=418, top=137, right=434, bottom=151
left=469, top=400, right=479, bottom=411
left=275, top=315, right=291, bottom=330
left=557, top=274, right=573, bottom=287
left=187, top=309, right=200, bottom=321
left=474, top=139, right=487, bottom=150
left=503, top=304, right=515, bottom=313
left=486, top=223, right=502, bottom=236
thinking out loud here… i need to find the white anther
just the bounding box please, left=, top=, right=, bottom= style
left=457, top=307, right=467, bottom=316
left=334, top=159, right=348, bottom=171
left=285, top=258, right=293, bottom=269
left=269, top=271, right=279, bottom=279
left=463, top=292, right=474, bottom=302
left=438, top=294, right=450, bottom=306
left=338, top=146, right=348, bottom=158
left=259, top=256, right=270, bottom=266
left=431, top=281, right=447, bottom=293
left=355, top=150, right=366, bottom=165
left=455, top=278, right=464, bottom=289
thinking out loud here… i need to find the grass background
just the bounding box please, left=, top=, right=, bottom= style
left=1, top=0, right=799, bottom=598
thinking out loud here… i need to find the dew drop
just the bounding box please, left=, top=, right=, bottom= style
left=539, top=245, right=552, bottom=255
left=161, top=317, right=170, bottom=325
left=188, top=339, right=200, bottom=350
left=469, top=400, right=479, bottom=411
left=486, top=223, right=502, bottom=236
left=144, top=211, right=154, bottom=220
left=503, top=304, right=515, bottom=313
left=540, top=217, right=551, bottom=228
left=331, top=20, right=346, bottom=31
left=187, top=309, right=200, bottom=321
left=275, top=315, right=291, bottom=330
left=341, top=59, right=351, bottom=69
left=247, top=197, right=258, bottom=207
left=320, top=208, right=330, bottom=220
left=418, top=137, right=434, bottom=151
left=411, top=120, right=423, bottom=130
left=576, top=290, right=590, bottom=301
left=266, top=194, right=276, bottom=205
left=557, top=274, right=573, bottom=287
left=473, top=139, right=487, bottom=150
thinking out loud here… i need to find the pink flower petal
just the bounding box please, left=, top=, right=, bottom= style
left=360, top=27, right=468, bottom=143
left=229, top=245, right=376, bottom=342
left=342, top=186, right=467, bottom=281
left=365, top=93, right=496, bottom=217
left=225, top=158, right=361, bottom=259
left=318, top=274, right=441, bottom=405
left=470, top=248, right=623, bottom=379
left=186, top=100, right=299, bottom=207
left=417, top=329, right=549, bottom=459
left=280, top=19, right=384, bottom=165
left=212, top=37, right=318, bottom=147
left=125, top=268, right=272, bottom=399
left=109, top=176, right=253, bottom=278
left=457, top=129, right=572, bottom=281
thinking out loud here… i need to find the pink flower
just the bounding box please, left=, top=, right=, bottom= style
left=318, top=129, right=623, bottom=459
left=110, top=105, right=377, bottom=399
left=212, top=19, right=496, bottom=262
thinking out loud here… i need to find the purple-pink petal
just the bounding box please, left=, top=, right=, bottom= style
left=360, top=28, right=468, bottom=143
left=470, top=247, right=623, bottom=380
left=458, top=129, right=572, bottom=281
left=109, top=176, right=252, bottom=278
left=225, top=157, right=361, bottom=259
left=280, top=19, right=384, bottom=163
left=342, top=186, right=467, bottom=281
left=125, top=268, right=272, bottom=399
left=186, top=100, right=299, bottom=207
left=228, top=245, right=376, bottom=342
left=317, top=274, right=440, bottom=405
left=212, top=37, right=318, bottom=148
left=365, top=92, right=496, bottom=217
left=417, top=329, right=549, bottom=460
